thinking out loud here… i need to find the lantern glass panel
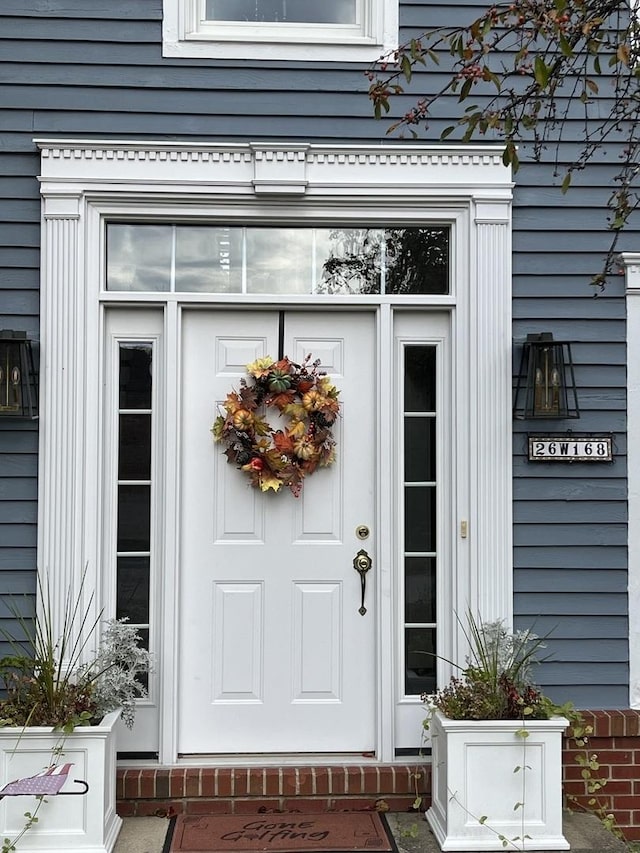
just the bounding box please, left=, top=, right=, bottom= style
left=0, top=340, right=22, bottom=413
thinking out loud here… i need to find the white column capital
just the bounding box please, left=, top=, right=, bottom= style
left=41, top=192, right=82, bottom=219
left=474, top=199, right=511, bottom=224
left=621, top=253, right=640, bottom=293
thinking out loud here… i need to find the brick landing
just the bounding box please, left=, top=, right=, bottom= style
left=115, top=710, right=640, bottom=841
left=116, top=763, right=430, bottom=818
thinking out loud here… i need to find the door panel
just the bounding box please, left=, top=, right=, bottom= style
left=178, top=310, right=376, bottom=753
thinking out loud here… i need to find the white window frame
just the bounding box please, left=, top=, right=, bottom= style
left=162, top=0, right=398, bottom=61
left=36, top=139, right=513, bottom=764
left=103, top=311, right=164, bottom=754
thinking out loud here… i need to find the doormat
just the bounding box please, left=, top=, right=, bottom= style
left=165, top=812, right=397, bottom=853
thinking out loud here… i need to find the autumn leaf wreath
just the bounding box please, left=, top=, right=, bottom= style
left=212, top=355, right=340, bottom=496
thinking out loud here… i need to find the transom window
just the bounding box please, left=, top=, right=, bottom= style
left=106, top=224, right=450, bottom=296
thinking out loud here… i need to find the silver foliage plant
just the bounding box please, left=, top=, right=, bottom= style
left=467, top=619, right=546, bottom=688
left=76, top=618, right=151, bottom=729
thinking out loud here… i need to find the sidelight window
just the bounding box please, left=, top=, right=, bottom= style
left=403, top=345, right=437, bottom=696
left=115, top=343, right=154, bottom=688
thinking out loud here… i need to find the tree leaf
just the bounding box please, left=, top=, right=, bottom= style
left=534, top=56, right=551, bottom=88
left=483, top=66, right=501, bottom=90
left=459, top=78, right=473, bottom=101
left=401, top=54, right=412, bottom=82
left=559, top=35, right=573, bottom=57
left=617, top=42, right=630, bottom=65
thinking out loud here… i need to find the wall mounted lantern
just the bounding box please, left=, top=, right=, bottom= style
left=513, top=332, right=579, bottom=420
left=0, top=330, right=38, bottom=419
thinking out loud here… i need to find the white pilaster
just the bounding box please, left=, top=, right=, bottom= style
left=623, top=253, right=640, bottom=709
left=468, top=201, right=513, bottom=625
left=38, top=193, right=96, bottom=643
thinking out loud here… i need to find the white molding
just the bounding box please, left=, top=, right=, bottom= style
left=36, top=139, right=513, bottom=761
left=161, top=301, right=182, bottom=763
left=161, top=0, right=398, bottom=62
left=622, top=252, right=640, bottom=709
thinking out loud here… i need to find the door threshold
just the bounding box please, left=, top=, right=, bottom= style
left=176, top=753, right=379, bottom=766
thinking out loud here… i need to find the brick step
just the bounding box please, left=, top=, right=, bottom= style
left=116, top=712, right=640, bottom=840
left=116, top=764, right=431, bottom=818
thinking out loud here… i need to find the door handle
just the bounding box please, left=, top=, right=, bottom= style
left=353, top=548, right=372, bottom=615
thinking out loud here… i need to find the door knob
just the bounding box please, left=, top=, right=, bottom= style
left=355, top=553, right=371, bottom=572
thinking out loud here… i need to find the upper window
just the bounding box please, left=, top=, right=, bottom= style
left=205, top=0, right=356, bottom=24
left=163, top=0, right=398, bottom=61
left=106, top=224, right=450, bottom=295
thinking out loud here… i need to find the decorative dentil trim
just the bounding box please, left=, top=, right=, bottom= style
left=37, top=140, right=511, bottom=198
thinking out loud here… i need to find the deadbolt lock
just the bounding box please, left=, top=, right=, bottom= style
left=356, top=525, right=370, bottom=540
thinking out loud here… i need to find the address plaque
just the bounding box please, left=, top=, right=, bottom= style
left=528, top=435, right=613, bottom=463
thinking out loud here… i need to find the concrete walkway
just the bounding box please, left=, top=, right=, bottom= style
left=113, top=809, right=631, bottom=853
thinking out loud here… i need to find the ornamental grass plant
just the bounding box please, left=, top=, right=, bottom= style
left=0, top=569, right=150, bottom=732
left=423, top=612, right=553, bottom=722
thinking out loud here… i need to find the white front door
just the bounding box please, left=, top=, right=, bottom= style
left=178, top=310, right=376, bottom=754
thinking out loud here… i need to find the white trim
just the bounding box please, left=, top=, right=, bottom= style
left=161, top=300, right=182, bottom=762
left=623, top=252, right=640, bottom=709
left=162, top=0, right=398, bottom=62
left=37, top=140, right=513, bottom=762
left=376, top=302, right=395, bottom=759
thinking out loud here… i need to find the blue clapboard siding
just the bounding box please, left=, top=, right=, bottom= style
left=0, top=0, right=632, bottom=709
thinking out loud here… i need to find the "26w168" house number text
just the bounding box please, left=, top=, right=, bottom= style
left=528, top=436, right=613, bottom=462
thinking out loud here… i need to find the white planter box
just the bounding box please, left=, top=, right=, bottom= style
left=0, top=710, right=122, bottom=853
left=426, top=711, right=570, bottom=851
